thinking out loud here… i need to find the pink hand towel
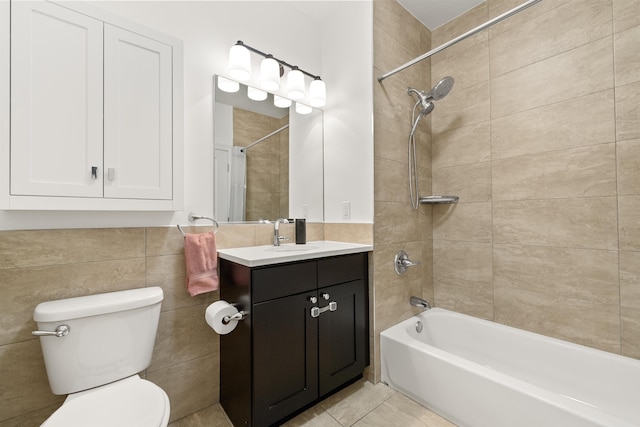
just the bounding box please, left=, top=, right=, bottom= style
left=184, top=231, right=219, bottom=296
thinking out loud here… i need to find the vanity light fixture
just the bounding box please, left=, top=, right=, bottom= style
left=274, top=95, right=292, bottom=108
left=295, top=102, right=313, bottom=115
left=247, top=86, right=268, bottom=101
left=308, top=77, right=326, bottom=108
left=228, top=42, right=251, bottom=81
left=260, top=55, right=280, bottom=91
left=286, top=67, right=305, bottom=100
left=217, top=76, right=240, bottom=93
left=227, top=40, right=325, bottom=108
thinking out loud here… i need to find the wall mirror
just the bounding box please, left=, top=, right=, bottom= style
left=213, top=75, right=324, bottom=223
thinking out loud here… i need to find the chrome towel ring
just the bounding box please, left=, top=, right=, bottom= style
left=177, top=213, right=219, bottom=237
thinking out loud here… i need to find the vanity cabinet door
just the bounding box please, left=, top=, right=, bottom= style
left=10, top=1, right=104, bottom=198
left=318, top=279, right=367, bottom=397
left=252, top=291, right=318, bottom=427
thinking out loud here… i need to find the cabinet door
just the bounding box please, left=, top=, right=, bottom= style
left=318, top=279, right=367, bottom=396
left=11, top=1, right=103, bottom=197
left=253, top=292, right=318, bottom=427
left=103, top=24, right=173, bottom=200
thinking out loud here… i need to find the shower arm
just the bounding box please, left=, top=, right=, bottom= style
left=377, top=0, right=542, bottom=83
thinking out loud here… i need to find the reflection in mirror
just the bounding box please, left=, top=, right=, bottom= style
left=213, top=76, right=323, bottom=223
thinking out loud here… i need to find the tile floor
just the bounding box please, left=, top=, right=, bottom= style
left=168, top=380, right=456, bottom=427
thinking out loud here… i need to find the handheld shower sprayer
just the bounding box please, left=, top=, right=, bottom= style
left=407, top=76, right=455, bottom=209
left=407, top=88, right=434, bottom=116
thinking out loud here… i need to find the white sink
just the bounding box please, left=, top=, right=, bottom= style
left=217, top=241, right=373, bottom=267
left=266, top=245, right=320, bottom=252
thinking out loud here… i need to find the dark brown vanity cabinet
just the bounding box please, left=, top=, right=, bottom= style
left=219, top=252, right=369, bottom=427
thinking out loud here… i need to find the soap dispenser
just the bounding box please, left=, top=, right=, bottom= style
left=295, top=219, right=306, bottom=244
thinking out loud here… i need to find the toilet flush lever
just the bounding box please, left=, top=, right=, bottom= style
left=32, top=324, right=70, bottom=338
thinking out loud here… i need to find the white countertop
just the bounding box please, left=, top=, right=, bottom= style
left=217, top=240, right=373, bottom=267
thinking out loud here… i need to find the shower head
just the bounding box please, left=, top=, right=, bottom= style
left=407, top=76, right=453, bottom=116
left=426, top=76, right=454, bottom=101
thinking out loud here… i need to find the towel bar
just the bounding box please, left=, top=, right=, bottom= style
left=177, top=213, right=220, bottom=236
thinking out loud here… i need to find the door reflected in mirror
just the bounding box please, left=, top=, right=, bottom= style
left=213, top=76, right=323, bottom=223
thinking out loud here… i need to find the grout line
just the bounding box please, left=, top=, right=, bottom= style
left=611, top=5, right=624, bottom=355
left=340, top=388, right=397, bottom=427
left=324, top=411, right=342, bottom=427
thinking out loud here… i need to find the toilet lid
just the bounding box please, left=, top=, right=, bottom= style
left=43, top=377, right=168, bottom=427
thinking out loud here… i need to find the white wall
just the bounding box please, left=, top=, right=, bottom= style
left=321, top=1, right=374, bottom=223
left=289, top=108, right=324, bottom=221
left=0, top=0, right=374, bottom=230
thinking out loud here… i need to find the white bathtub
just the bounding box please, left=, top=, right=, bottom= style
left=381, top=308, right=640, bottom=427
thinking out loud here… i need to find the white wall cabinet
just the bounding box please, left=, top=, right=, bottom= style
left=3, top=1, right=183, bottom=210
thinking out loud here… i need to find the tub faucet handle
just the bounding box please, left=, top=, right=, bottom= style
left=394, top=250, right=420, bottom=275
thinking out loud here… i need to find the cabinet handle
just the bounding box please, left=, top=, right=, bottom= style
left=107, top=168, right=116, bottom=181
left=310, top=301, right=337, bottom=318
left=91, top=166, right=98, bottom=180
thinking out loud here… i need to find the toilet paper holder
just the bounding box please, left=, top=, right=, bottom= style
left=222, top=308, right=247, bottom=324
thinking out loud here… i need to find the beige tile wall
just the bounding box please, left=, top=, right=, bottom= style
left=431, top=0, right=640, bottom=357
left=234, top=108, right=289, bottom=221
left=372, top=0, right=433, bottom=382
left=0, top=222, right=370, bottom=425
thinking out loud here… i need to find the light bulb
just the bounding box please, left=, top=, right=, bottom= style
left=260, top=57, right=280, bottom=91
left=217, top=76, right=239, bottom=93
left=286, top=68, right=305, bottom=100
left=274, top=95, right=292, bottom=108
left=228, top=43, right=251, bottom=81
left=309, top=78, right=326, bottom=108
left=295, top=102, right=312, bottom=115
left=247, top=86, right=267, bottom=101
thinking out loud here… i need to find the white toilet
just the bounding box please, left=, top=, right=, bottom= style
left=33, top=286, right=170, bottom=427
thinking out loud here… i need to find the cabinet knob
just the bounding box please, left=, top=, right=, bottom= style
left=309, top=296, right=318, bottom=304
left=322, top=293, right=330, bottom=300
left=91, top=166, right=98, bottom=180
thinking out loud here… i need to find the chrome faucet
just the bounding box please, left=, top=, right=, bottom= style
left=410, top=296, right=431, bottom=310
left=273, top=218, right=290, bottom=246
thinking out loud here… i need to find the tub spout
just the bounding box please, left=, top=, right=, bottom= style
left=410, top=296, right=431, bottom=310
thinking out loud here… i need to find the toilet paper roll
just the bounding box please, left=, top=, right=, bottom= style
left=205, top=301, right=239, bottom=335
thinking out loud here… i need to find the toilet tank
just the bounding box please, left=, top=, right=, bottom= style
left=33, top=287, right=164, bottom=395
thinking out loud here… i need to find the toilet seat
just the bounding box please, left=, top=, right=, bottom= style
left=42, top=375, right=170, bottom=427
